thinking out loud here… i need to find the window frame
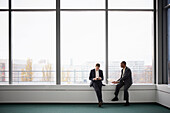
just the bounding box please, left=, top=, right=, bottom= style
left=0, top=0, right=155, bottom=85
left=166, top=0, right=170, bottom=85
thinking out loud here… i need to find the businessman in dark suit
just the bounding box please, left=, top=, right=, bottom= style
left=89, top=63, right=104, bottom=107
left=111, top=61, right=133, bottom=106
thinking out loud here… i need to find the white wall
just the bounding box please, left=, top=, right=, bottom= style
left=1, top=84, right=170, bottom=108
left=0, top=85, right=156, bottom=103
left=156, top=85, right=170, bottom=108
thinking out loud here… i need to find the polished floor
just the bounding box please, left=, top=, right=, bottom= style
left=0, top=103, right=169, bottom=113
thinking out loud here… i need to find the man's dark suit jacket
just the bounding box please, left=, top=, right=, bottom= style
left=89, top=69, right=104, bottom=87
left=117, top=67, right=133, bottom=85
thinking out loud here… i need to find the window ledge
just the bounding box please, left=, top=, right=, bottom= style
left=157, top=84, right=170, bottom=93
left=0, top=84, right=156, bottom=91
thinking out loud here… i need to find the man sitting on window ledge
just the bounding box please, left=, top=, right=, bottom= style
left=111, top=61, right=133, bottom=106
left=89, top=63, right=104, bottom=107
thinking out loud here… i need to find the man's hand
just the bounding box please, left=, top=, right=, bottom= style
left=93, top=78, right=97, bottom=81
left=112, top=81, right=120, bottom=84
left=98, top=77, right=102, bottom=80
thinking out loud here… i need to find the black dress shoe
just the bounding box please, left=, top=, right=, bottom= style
left=124, top=102, right=130, bottom=106
left=102, top=84, right=106, bottom=86
left=98, top=102, right=102, bottom=107
left=111, top=97, right=119, bottom=101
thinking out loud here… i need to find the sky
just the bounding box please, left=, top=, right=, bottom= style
left=0, top=0, right=154, bottom=68
left=61, top=11, right=153, bottom=66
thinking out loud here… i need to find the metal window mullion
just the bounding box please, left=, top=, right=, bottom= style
left=11, top=9, right=57, bottom=11
left=105, top=0, right=108, bottom=84
left=56, top=0, right=60, bottom=85
left=156, top=0, right=168, bottom=84
left=59, top=9, right=153, bottom=11
left=153, top=0, right=156, bottom=84
left=162, top=0, right=168, bottom=84
left=9, top=0, right=12, bottom=84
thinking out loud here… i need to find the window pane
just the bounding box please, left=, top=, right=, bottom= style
left=61, top=0, right=105, bottom=9
left=108, top=0, right=153, bottom=9
left=12, top=0, right=56, bottom=9
left=0, top=12, right=9, bottom=84
left=0, top=0, right=8, bottom=9
left=108, top=12, right=153, bottom=84
left=61, top=11, right=105, bottom=85
left=12, top=12, right=56, bottom=85
left=168, top=8, right=170, bottom=85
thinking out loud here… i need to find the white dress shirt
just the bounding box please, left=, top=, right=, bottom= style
left=95, top=69, right=99, bottom=78
left=122, top=67, right=126, bottom=77
left=93, top=69, right=99, bottom=80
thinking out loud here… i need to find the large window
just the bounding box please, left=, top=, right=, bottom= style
left=108, top=12, right=153, bottom=84
left=0, top=0, right=154, bottom=85
left=0, top=12, right=9, bottom=84
left=60, top=0, right=105, bottom=9
left=12, top=0, right=56, bottom=9
left=108, top=0, right=153, bottom=9
left=12, top=12, right=56, bottom=85
left=0, top=0, right=8, bottom=9
left=61, top=12, right=105, bottom=84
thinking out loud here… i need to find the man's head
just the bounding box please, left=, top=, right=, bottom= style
left=120, top=61, right=126, bottom=68
left=95, top=63, right=100, bottom=71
